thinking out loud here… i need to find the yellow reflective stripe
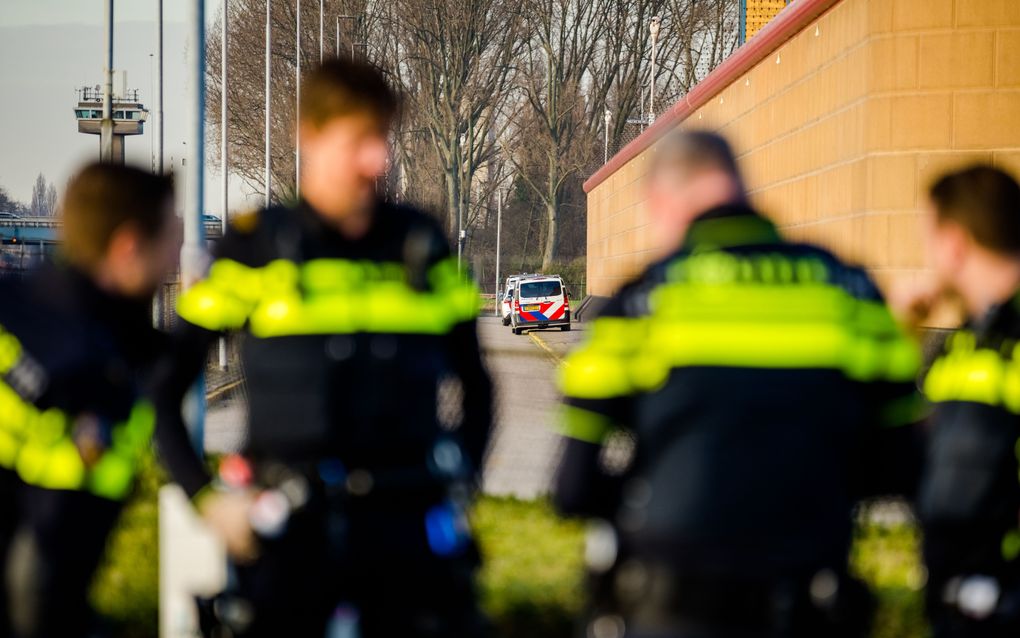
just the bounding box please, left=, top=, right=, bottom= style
left=560, top=317, right=647, bottom=400
left=560, top=405, right=614, bottom=444
left=0, top=380, right=70, bottom=470
left=0, top=329, right=22, bottom=374
left=561, top=281, right=918, bottom=401
left=11, top=400, right=153, bottom=500
left=179, top=257, right=479, bottom=336
left=1003, top=529, right=1020, bottom=562
left=924, top=335, right=1020, bottom=414
left=88, top=402, right=155, bottom=500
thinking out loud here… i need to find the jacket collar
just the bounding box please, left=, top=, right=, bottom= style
left=681, top=204, right=781, bottom=251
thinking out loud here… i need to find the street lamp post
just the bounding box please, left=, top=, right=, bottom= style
left=295, top=0, right=301, bottom=196
left=219, top=0, right=229, bottom=369
left=156, top=0, right=164, bottom=174
left=319, top=0, right=324, bottom=62
left=604, top=108, right=611, bottom=164
left=649, top=15, right=660, bottom=124
left=264, top=0, right=272, bottom=206
left=494, top=188, right=502, bottom=316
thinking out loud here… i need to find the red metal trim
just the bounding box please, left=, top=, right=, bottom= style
left=584, top=0, right=842, bottom=193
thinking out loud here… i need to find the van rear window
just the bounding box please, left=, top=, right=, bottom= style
left=520, top=281, right=562, bottom=298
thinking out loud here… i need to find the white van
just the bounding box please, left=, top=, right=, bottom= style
left=510, top=275, right=571, bottom=335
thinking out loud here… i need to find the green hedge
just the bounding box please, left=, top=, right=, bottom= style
left=90, top=464, right=928, bottom=638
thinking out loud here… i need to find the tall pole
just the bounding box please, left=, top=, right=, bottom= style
left=219, top=0, right=229, bottom=369
left=149, top=53, right=154, bottom=172
left=295, top=0, right=301, bottom=196
left=265, top=0, right=272, bottom=206
left=649, top=16, right=660, bottom=124
left=156, top=0, right=164, bottom=174
left=494, top=189, right=502, bottom=316
left=183, top=0, right=208, bottom=452
left=336, top=16, right=339, bottom=57
left=604, top=108, right=611, bottom=164
left=318, top=0, right=323, bottom=63
left=100, top=0, right=114, bottom=163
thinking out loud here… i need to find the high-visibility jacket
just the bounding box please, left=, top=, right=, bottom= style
left=554, top=204, right=923, bottom=579
left=156, top=200, right=493, bottom=499
left=0, top=265, right=161, bottom=501
left=920, top=291, right=1020, bottom=589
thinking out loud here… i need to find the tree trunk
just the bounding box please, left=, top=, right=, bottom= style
left=541, top=154, right=559, bottom=270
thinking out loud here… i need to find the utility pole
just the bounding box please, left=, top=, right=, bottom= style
left=604, top=108, right=611, bottom=164
left=183, top=0, right=208, bottom=452
left=335, top=16, right=339, bottom=57
left=265, top=0, right=272, bottom=205
left=295, top=0, right=301, bottom=196
left=100, top=0, right=114, bottom=163
left=318, top=0, right=324, bottom=63
left=649, top=15, right=660, bottom=124
left=494, top=188, right=502, bottom=316
left=149, top=53, right=155, bottom=172
left=219, top=0, right=229, bottom=369
left=156, top=0, right=164, bottom=174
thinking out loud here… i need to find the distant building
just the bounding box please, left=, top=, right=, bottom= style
left=73, top=81, right=148, bottom=164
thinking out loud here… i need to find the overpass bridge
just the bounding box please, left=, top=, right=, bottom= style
left=0, top=217, right=224, bottom=245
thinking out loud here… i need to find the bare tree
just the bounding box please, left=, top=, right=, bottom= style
left=45, top=184, right=58, bottom=217
left=383, top=0, right=523, bottom=242
left=30, top=174, right=50, bottom=217
left=503, top=0, right=609, bottom=269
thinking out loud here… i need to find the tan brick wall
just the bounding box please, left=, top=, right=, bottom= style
left=587, top=0, right=1020, bottom=298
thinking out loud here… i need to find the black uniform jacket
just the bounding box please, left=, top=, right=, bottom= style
left=920, top=290, right=1020, bottom=587
left=152, top=200, right=493, bottom=500
left=554, top=204, right=923, bottom=579
left=0, top=264, right=164, bottom=501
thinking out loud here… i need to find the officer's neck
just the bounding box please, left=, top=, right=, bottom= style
left=956, top=249, right=1020, bottom=320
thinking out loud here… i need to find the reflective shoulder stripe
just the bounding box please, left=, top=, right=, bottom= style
left=177, top=258, right=280, bottom=331
left=559, top=405, right=615, bottom=444
left=182, top=256, right=480, bottom=337
left=924, top=333, right=1020, bottom=414
left=638, top=279, right=920, bottom=384
left=559, top=316, right=647, bottom=400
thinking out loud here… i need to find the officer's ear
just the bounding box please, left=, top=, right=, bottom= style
left=105, top=221, right=143, bottom=267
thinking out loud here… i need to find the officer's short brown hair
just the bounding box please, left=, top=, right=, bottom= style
left=650, top=130, right=747, bottom=197
left=300, top=58, right=398, bottom=129
left=930, top=165, right=1020, bottom=255
left=61, top=162, right=175, bottom=268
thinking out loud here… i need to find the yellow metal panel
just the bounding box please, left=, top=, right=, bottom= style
left=747, top=0, right=789, bottom=39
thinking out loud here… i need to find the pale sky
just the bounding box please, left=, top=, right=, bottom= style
left=0, top=0, right=260, bottom=213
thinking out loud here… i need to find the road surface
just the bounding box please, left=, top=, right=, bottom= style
left=204, top=316, right=586, bottom=499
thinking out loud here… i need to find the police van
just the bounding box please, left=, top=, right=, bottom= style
left=510, top=274, right=571, bottom=335
left=500, top=273, right=538, bottom=326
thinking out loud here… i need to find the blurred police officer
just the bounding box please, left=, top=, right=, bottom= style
left=153, top=58, right=493, bottom=638
left=0, top=163, right=180, bottom=637
left=553, top=131, right=923, bottom=638
left=896, top=166, right=1020, bottom=637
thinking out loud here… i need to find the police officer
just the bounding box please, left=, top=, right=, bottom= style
left=553, top=131, right=923, bottom=638
left=153, top=58, right=493, bottom=637
left=0, top=163, right=182, bottom=637
left=895, top=166, right=1020, bottom=637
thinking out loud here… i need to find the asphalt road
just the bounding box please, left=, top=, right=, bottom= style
left=204, top=316, right=587, bottom=499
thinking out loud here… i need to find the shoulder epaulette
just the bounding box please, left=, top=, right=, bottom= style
left=229, top=209, right=260, bottom=234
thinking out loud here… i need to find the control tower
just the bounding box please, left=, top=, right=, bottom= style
left=73, top=75, right=148, bottom=164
